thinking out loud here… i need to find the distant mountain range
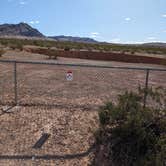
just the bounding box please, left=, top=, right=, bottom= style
left=0, top=22, right=98, bottom=43
left=49, top=35, right=97, bottom=43
left=0, top=23, right=44, bottom=38
left=0, top=23, right=166, bottom=46
left=143, top=42, right=166, bottom=48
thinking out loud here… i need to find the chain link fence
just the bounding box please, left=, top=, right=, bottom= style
left=1, top=60, right=165, bottom=108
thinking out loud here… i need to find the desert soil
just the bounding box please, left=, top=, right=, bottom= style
left=0, top=51, right=165, bottom=166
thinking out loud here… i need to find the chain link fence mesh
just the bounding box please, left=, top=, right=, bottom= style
left=0, top=62, right=14, bottom=106
left=16, top=64, right=148, bottom=108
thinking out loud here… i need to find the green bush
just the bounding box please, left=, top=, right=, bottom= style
left=95, top=87, right=166, bottom=166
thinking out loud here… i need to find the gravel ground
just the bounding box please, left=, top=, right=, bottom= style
left=0, top=106, right=98, bottom=166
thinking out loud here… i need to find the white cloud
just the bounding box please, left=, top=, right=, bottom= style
left=147, top=37, right=156, bottom=40
left=123, top=41, right=144, bottom=44
left=91, top=32, right=99, bottom=35
left=162, top=14, right=166, bottom=18
left=20, top=2, right=25, bottom=5
left=29, top=20, right=40, bottom=25
left=35, top=20, right=40, bottom=24
left=110, top=38, right=121, bottom=43
left=29, top=21, right=34, bottom=24
left=90, top=32, right=100, bottom=38
left=125, top=17, right=131, bottom=21
left=146, top=40, right=163, bottom=43
left=19, top=1, right=27, bottom=5
left=8, top=0, right=28, bottom=5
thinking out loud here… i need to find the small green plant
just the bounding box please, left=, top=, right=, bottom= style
left=94, top=87, right=166, bottom=166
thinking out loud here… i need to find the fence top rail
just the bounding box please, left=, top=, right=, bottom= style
left=0, top=59, right=166, bottom=72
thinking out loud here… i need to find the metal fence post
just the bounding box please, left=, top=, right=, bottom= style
left=14, top=62, right=18, bottom=106
left=143, top=69, right=150, bottom=108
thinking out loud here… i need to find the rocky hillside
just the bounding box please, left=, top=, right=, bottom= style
left=49, top=35, right=98, bottom=43
left=0, top=22, right=44, bottom=38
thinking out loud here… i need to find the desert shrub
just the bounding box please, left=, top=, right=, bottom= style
left=16, top=43, right=23, bottom=51
left=94, top=87, right=166, bottom=166
left=27, top=47, right=57, bottom=59
left=64, top=47, right=70, bottom=51
left=1, top=37, right=166, bottom=55
left=131, top=50, right=136, bottom=55
left=10, top=43, right=23, bottom=51
left=0, top=49, right=5, bottom=57
left=10, top=44, right=16, bottom=50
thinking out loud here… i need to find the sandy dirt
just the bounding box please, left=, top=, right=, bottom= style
left=0, top=106, right=97, bottom=166
left=0, top=51, right=165, bottom=165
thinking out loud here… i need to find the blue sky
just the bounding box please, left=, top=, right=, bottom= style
left=0, top=0, right=166, bottom=43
